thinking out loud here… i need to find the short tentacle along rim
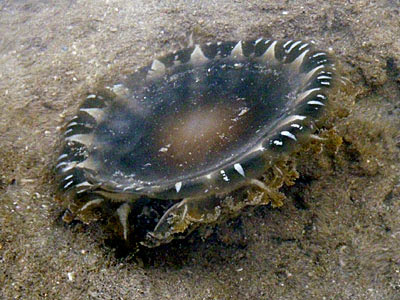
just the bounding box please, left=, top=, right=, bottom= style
left=56, top=38, right=339, bottom=247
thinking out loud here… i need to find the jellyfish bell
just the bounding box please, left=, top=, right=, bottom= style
left=56, top=39, right=340, bottom=247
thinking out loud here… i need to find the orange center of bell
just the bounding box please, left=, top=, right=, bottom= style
left=157, top=102, right=248, bottom=167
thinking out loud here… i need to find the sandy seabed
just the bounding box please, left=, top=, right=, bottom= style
left=0, top=1, right=399, bottom=299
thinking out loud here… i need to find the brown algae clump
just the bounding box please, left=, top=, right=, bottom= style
left=55, top=39, right=346, bottom=247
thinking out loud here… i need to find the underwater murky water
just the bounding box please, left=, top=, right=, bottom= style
left=0, top=1, right=399, bottom=299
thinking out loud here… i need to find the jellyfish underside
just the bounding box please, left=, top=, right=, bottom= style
left=57, top=39, right=335, bottom=247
